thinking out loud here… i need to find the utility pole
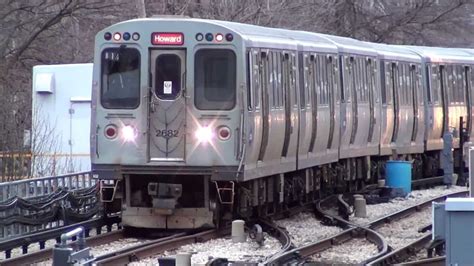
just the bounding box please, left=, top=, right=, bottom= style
left=136, top=0, right=146, bottom=18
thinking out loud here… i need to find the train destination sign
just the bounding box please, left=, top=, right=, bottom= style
left=151, top=32, right=184, bottom=45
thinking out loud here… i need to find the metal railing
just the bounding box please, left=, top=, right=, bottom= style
left=0, top=171, right=95, bottom=201
left=0, top=171, right=96, bottom=240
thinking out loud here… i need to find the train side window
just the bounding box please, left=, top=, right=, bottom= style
left=321, top=55, right=328, bottom=105
left=268, top=51, right=275, bottom=109
left=366, top=59, right=373, bottom=103
left=253, top=50, right=261, bottom=109
left=316, top=56, right=322, bottom=104
left=382, top=62, right=389, bottom=104
left=311, top=55, right=317, bottom=107
left=274, top=52, right=281, bottom=108
left=362, top=58, right=367, bottom=102
left=302, top=54, right=309, bottom=108
left=431, top=65, right=440, bottom=103
left=326, top=55, right=334, bottom=105
left=276, top=52, right=282, bottom=108
left=403, top=63, right=409, bottom=105
left=458, top=65, right=465, bottom=104
left=101, top=47, right=140, bottom=109
left=447, top=65, right=455, bottom=104
left=246, top=52, right=253, bottom=110
left=195, top=49, right=236, bottom=110
left=261, top=51, right=268, bottom=109
left=425, top=65, right=432, bottom=103
left=356, top=57, right=362, bottom=103
left=331, top=56, right=339, bottom=102
left=339, top=56, right=345, bottom=102
left=291, top=53, right=297, bottom=107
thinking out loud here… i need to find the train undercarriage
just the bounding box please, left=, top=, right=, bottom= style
left=100, top=151, right=453, bottom=230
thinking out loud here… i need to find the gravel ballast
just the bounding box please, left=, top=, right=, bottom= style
left=351, top=185, right=466, bottom=225
left=310, top=237, right=379, bottom=264
left=276, top=212, right=343, bottom=247
left=130, top=233, right=281, bottom=265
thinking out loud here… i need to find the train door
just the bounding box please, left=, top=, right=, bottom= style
left=258, top=51, right=270, bottom=161
left=245, top=49, right=263, bottom=167
left=440, top=65, right=449, bottom=133
left=350, top=57, right=358, bottom=145
left=149, top=50, right=186, bottom=161
left=466, top=66, right=474, bottom=141
left=391, top=62, right=400, bottom=143
left=327, top=55, right=336, bottom=148
left=339, top=55, right=354, bottom=158
left=281, top=51, right=299, bottom=162
left=410, top=65, right=418, bottom=141
left=367, top=58, right=376, bottom=143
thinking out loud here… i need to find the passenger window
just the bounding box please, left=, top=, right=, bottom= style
left=431, top=65, right=440, bottom=103
left=291, top=53, right=297, bottom=107
left=195, top=49, right=236, bottom=110
left=275, top=53, right=282, bottom=107
left=253, top=51, right=261, bottom=109
left=268, top=52, right=275, bottom=108
left=155, top=54, right=181, bottom=100
left=246, top=52, right=253, bottom=110
left=327, top=56, right=333, bottom=105
left=101, top=47, right=140, bottom=109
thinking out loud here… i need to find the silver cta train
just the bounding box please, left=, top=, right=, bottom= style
left=91, top=17, right=474, bottom=229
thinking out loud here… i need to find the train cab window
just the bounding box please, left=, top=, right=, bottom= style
left=155, top=54, right=181, bottom=100
left=195, top=49, right=236, bottom=110
left=101, top=47, right=140, bottom=109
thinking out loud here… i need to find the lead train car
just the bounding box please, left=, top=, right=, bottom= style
left=92, top=17, right=474, bottom=229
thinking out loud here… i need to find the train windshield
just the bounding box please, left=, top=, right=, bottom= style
left=195, top=49, right=236, bottom=110
left=101, top=47, right=140, bottom=109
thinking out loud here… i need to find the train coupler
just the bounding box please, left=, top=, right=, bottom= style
left=148, top=182, right=182, bottom=215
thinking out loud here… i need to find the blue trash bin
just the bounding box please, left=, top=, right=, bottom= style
left=385, top=160, right=412, bottom=195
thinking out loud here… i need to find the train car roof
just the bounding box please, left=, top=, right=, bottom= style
left=400, top=45, right=474, bottom=65
left=207, top=19, right=339, bottom=53
left=110, top=18, right=340, bottom=53
left=318, top=34, right=378, bottom=57
left=365, top=42, right=422, bottom=63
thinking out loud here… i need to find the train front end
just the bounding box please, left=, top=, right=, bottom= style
left=91, top=18, right=243, bottom=229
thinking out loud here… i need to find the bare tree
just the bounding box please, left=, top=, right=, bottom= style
left=0, top=0, right=472, bottom=181
left=0, top=0, right=127, bottom=181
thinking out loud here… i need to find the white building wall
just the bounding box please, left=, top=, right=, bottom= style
left=31, top=63, right=93, bottom=176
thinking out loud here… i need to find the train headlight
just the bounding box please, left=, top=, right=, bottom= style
left=121, top=125, right=137, bottom=142
left=195, top=126, right=213, bottom=144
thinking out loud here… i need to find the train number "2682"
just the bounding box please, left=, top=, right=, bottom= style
left=156, top=129, right=179, bottom=138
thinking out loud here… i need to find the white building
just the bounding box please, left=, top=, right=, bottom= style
left=31, top=63, right=93, bottom=176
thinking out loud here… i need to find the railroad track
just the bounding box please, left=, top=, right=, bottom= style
left=0, top=215, right=120, bottom=261
left=1, top=228, right=127, bottom=265
left=399, top=256, right=445, bottom=265
left=266, top=188, right=468, bottom=265
left=94, top=218, right=291, bottom=265
left=367, top=190, right=467, bottom=265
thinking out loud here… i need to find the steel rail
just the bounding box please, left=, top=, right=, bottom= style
left=364, top=190, right=468, bottom=265
left=0, top=228, right=125, bottom=266
left=266, top=188, right=468, bottom=265
left=399, top=255, right=445, bottom=265
left=92, top=232, right=186, bottom=264
left=259, top=219, right=293, bottom=264
left=369, top=234, right=432, bottom=265
left=0, top=215, right=120, bottom=260
left=264, top=195, right=388, bottom=265
left=367, top=190, right=468, bottom=229
left=94, top=227, right=231, bottom=266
